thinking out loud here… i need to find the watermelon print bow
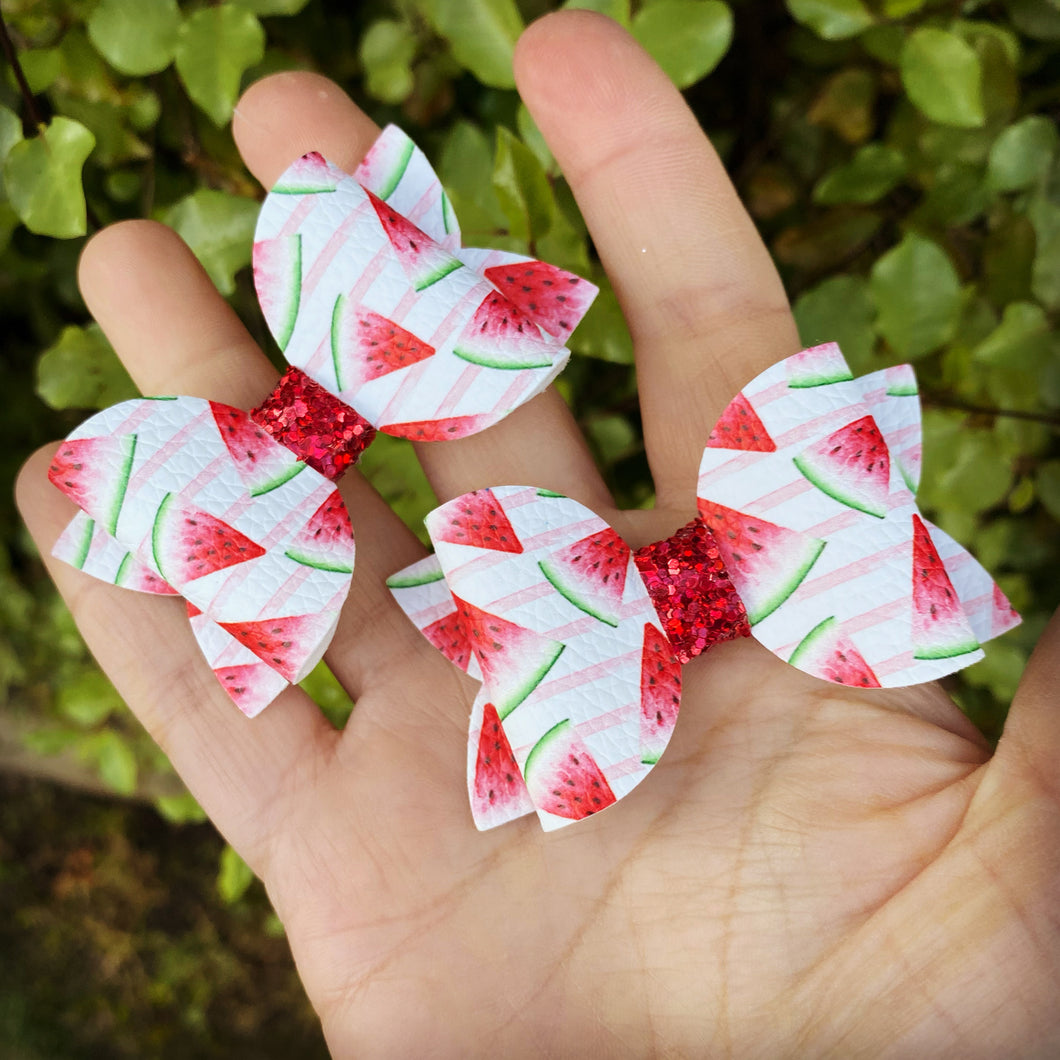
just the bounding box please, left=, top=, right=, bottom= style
left=48, top=126, right=597, bottom=718
left=388, top=343, right=1021, bottom=833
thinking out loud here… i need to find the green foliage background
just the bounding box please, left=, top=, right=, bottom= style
left=0, top=0, right=1057, bottom=1053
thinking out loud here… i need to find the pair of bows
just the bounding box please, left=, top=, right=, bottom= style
left=388, top=344, right=1021, bottom=832
left=49, top=126, right=597, bottom=717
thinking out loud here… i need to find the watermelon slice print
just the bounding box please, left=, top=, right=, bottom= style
left=114, top=551, right=178, bottom=595
left=483, top=260, right=595, bottom=340
left=213, top=663, right=288, bottom=719
left=787, top=342, right=854, bottom=388
left=452, top=292, right=558, bottom=370
left=911, top=515, right=980, bottom=660
left=219, top=612, right=336, bottom=683
left=793, top=414, right=891, bottom=519
left=431, top=489, right=523, bottom=553
left=381, top=414, right=493, bottom=441
left=253, top=235, right=301, bottom=352
left=640, top=623, right=682, bottom=764
left=696, top=500, right=825, bottom=625
left=991, top=583, right=1021, bottom=639
left=330, top=299, right=435, bottom=390
left=423, top=609, right=473, bottom=672
left=468, top=696, right=535, bottom=831
left=366, top=189, right=461, bottom=291
left=538, top=527, right=630, bottom=626
left=357, top=129, right=414, bottom=200
left=524, top=720, right=616, bottom=821
left=788, top=617, right=881, bottom=688
left=284, top=491, right=355, bottom=573
left=706, top=392, right=777, bottom=452
left=49, top=434, right=137, bottom=535
left=455, top=596, right=564, bottom=717
left=211, top=403, right=305, bottom=496
left=151, top=494, right=266, bottom=584
left=272, top=151, right=337, bottom=194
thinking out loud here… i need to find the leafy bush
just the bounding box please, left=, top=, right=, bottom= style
left=1, top=0, right=1057, bottom=1049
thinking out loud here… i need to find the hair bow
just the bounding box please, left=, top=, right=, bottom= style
left=48, top=126, right=597, bottom=717
left=388, top=343, right=1020, bottom=832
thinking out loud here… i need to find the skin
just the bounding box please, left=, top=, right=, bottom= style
left=15, top=12, right=1060, bottom=1057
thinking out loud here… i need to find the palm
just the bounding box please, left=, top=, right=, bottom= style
left=18, top=12, right=1059, bottom=1057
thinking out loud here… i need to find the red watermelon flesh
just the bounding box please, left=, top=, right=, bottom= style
left=219, top=612, right=335, bottom=683
left=366, top=189, right=461, bottom=291
left=452, top=293, right=558, bottom=370
left=213, top=662, right=288, bottom=718
left=253, top=235, right=301, bottom=352
left=455, top=596, right=564, bottom=717
left=49, top=435, right=137, bottom=535
left=356, top=129, right=414, bottom=200
left=432, top=489, right=523, bottom=552
left=696, top=500, right=825, bottom=625
left=211, top=403, right=305, bottom=497
left=423, top=610, right=472, bottom=672
left=524, top=719, right=616, bottom=821
left=114, top=551, right=178, bottom=595
left=794, top=415, right=891, bottom=519
left=911, top=515, right=979, bottom=660
left=151, top=494, right=266, bottom=584
left=470, top=698, right=534, bottom=830
left=788, top=616, right=881, bottom=688
left=272, top=151, right=336, bottom=194
left=483, top=261, right=594, bottom=339
left=706, top=392, right=777, bottom=452
left=640, top=623, right=682, bottom=764
left=539, top=527, right=630, bottom=627
left=991, top=583, right=1021, bottom=638
left=331, top=300, right=435, bottom=390
left=285, top=491, right=355, bottom=573
left=381, top=414, right=492, bottom=441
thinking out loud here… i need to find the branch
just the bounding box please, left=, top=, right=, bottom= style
left=922, top=394, right=1060, bottom=428
left=0, top=3, right=44, bottom=129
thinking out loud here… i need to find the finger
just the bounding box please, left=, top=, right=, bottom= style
left=515, top=12, right=800, bottom=508
left=78, top=220, right=429, bottom=699
left=233, top=72, right=613, bottom=514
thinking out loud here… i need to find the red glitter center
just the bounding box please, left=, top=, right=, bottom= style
left=250, top=367, right=376, bottom=481
left=633, top=517, right=751, bottom=664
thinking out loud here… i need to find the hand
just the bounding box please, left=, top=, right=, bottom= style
left=17, top=11, right=1060, bottom=1055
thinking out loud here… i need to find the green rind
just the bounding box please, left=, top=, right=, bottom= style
left=385, top=566, right=446, bottom=589
left=376, top=138, right=414, bottom=199
left=411, top=256, right=462, bottom=292
left=523, top=718, right=571, bottom=781
left=151, top=492, right=175, bottom=582
left=145, top=395, right=180, bottom=400
left=746, top=538, right=826, bottom=625
left=283, top=548, right=354, bottom=574
left=788, top=616, right=836, bottom=668
left=885, top=382, right=918, bottom=397
left=496, top=641, right=565, bottom=720
left=331, top=293, right=346, bottom=389
left=114, top=551, right=132, bottom=586
left=535, top=488, right=566, bottom=498
left=538, top=558, right=619, bottom=628
left=248, top=460, right=305, bottom=498
left=105, top=435, right=137, bottom=535
left=272, top=180, right=336, bottom=195
left=788, top=369, right=854, bottom=388
left=441, top=191, right=455, bottom=235
left=641, top=749, right=663, bottom=765
left=793, top=452, right=888, bottom=519
left=72, top=517, right=95, bottom=569
left=275, top=235, right=301, bottom=352
left=913, top=639, right=980, bottom=660
left=452, top=344, right=555, bottom=370
left=898, top=458, right=918, bottom=494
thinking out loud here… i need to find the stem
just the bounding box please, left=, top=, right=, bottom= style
left=0, top=3, right=44, bottom=129
left=922, top=394, right=1060, bottom=428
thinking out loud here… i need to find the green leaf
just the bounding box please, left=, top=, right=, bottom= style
left=901, top=28, right=985, bottom=129
left=919, top=426, right=1013, bottom=516
left=1037, top=460, right=1060, bottom=520
left=88, top=0, right=181, bottom=76
left=1005, top=0, right=1060, bottom=41
left=217, top=844, right=255, bottom=904
left=563, top=0, right=631, bottom=24
left=493, top=126, right=554, bottom=243
left=231, top=0, right=311, bottom=12
left=973, top=302, right=1050, bottom=366
left=807, top=69, right=876, bottom=144
left=359, top=19, right=417, bottom=104
left=17, top=48, right=61, bottom=93
left=1028, top=195, right=1060, bottom=310
left=963, top=640, right=1027, bottom=702
left=57, top=668, right=122, bottom=728
left=983, top=210, right=1035, bottom=307
left=154, top=791, right=208, bottom=824
left=4, top=117, right=95, bottom=239
left=787, top=0, right=873, bottom=40
left=91, top=729, right=138, bottom=795
left=517, top=104, right=556, bottom=175
left=987, top=116, right=1059, bottom=192
left=632, top=1, right=733, bottom=88
left=813, top=144, right=907, bottom=205
left=793, top=275, right=876, bottom=371
left=430, top=0, right=523, bottom=89
left=37, top=323, right=138, bottom=410
left=0, top=105, right=23, bottom=164
left=175, top=5, right=266, bottom=126
left=568, top=278, right=634, bottom=363
left=162, top=189, right=259, bottom=296
left=870, top=233, right=961, bottom=359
